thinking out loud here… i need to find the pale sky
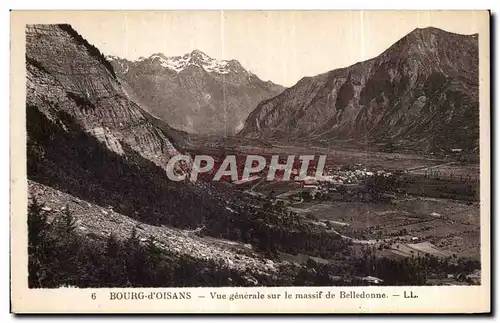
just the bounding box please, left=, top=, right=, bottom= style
left=30, top=11, right=487, bottom=86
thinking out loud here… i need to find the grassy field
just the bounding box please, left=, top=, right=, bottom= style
left=285, top=196, right=479, bottom=259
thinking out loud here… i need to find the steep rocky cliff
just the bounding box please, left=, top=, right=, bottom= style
left=26, top=24, right=232, bottom=230
left=239, top=27, right=479, bottom=152
left=26, top=24, right=181, bottom=171
left=109, top=51, right=285, bottom=135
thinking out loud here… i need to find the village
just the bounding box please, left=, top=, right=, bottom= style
left=226, top=159, right=481, bottom=286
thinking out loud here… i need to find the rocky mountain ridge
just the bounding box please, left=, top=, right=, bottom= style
left=26, top=23, right=234, bottom=233
left=109, top=49, right=250, bottom=75
left=239, top=27, right=479, bottom=153
left=25, top=25, right=338, bottom=286
left=26, top=24, right=181, bottom=171
left=109, top=50, right=285, bottom=135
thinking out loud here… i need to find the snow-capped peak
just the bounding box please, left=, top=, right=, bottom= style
left=105, top=55, right=130, bottom=73
left=105, top=55, right=120, bottom=61
left=143, top=50, right=246, bottom=75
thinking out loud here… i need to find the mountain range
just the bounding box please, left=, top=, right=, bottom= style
left=24, top=24, right=325, bottom=285
left=25, top=24, right=479, bottom=287
left=108, top=50, right=285, bottom=135
left=239, top=27, right=479, bottom=153
left=26, top=23, right=236, bottom=231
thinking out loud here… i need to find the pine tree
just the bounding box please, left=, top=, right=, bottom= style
left=99, top=233, right=126, bottom=287
left=28, top=198, right=49, bottom=250
left=124, top=226, right=147, bottom=286
left=106, top=233, right=120, bottom=258
left=54, top=204, right=77, bottom=239
left=143, top=235, right=163, bottom=286
left=52, top=205, right=80, bottom=286
left=28, top=198, right=49, bottom=287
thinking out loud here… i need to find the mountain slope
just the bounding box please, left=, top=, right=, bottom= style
left=26, top=24, right=346, bottom=269
left=239, top=27, right=479, bottom=152
left=25, top=24, right=307, bottom=287
left=26, top=24, right=180, bottom=170
left=26, top=24, right=231, bottom=229
left=28, top=180, right=280, bottom=285
left=109, top=51, right=285, bottom=135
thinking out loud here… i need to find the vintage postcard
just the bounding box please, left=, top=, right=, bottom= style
left=10, top=10, right=490, bottom=314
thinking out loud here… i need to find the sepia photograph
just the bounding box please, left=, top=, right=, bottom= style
left=10, top=9, right=490, bottom=313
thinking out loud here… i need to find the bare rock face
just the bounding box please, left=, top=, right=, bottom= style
left=239, top=27, right=479, bottom=152
left=26, top=24, right=179, bottom=171
left=109, top=51, right=285, bottom=135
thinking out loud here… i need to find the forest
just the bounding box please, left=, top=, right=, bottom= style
left=28, top=198, right=480, bottom=288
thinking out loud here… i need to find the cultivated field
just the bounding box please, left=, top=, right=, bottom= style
left=286, top=195, right=479, bottom=259
left=197, top=140, right=482, bottom=283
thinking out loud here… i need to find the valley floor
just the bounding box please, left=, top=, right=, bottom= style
left=27, top=142, right=482, bottom=287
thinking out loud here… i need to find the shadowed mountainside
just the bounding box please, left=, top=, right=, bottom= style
left=239, top=27, right=479, bottom=153
left=109, top=51, right=285, bottom=135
